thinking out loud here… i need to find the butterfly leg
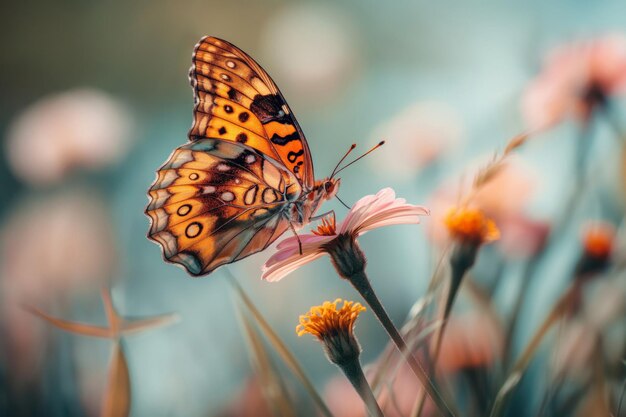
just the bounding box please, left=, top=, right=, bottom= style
left=310, top=210, right=336, bottom=224
left=287, top=221, right=304, bottom=255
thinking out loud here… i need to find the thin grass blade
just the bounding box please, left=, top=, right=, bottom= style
left=25, top=305, right=113, bottom=338
left=229, top=278, right=334, bottom=417
left=101, top=341, right=131, bottom=417
left=236, top=302, right=296, bottom=417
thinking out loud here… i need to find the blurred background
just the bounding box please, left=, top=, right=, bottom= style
left=1, top=0, right=625, bottom=416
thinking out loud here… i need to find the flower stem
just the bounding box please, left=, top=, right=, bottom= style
left=411, top=257, right=468, bottom=417
left=436, top=259, right=467, bottom=352
left=348, top=271, right=455, bottom=417
left=339, top=358, right=386, bottom=417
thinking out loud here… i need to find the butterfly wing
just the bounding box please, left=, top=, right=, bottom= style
left=189, top=36, right=314, bottom=189
left=146, top=139, right=301, bottom=276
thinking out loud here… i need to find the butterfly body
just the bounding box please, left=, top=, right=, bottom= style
left=146, top=36, right=338, bottom=276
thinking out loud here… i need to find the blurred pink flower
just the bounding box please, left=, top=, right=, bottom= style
left=427, top=157, right=537, bottom=248
left=325, top=365, right=436, bottom=417
left=497, top=215, right=550, bottom=259
left=5, top=88, right=133, bottom=185
left=522, top=34, right=626, bottom=130
left=0, top=190, right=117, bottom=380
left=262, top=188, right=429, bottom=282
left=369, top=101, right=463, bottom=179
left=218, top=377, right=273, bottom=417
left=436, top=310, right=503, bottom=372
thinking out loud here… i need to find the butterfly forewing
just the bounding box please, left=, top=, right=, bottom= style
left=189, top=36, right=314, bottom=188
left=146, top=139, right=301, bottom=275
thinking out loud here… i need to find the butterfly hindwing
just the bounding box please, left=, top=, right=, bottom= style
left=189, top=36, right=314, bottom=188
left=146, top=139, right=301, bottom=275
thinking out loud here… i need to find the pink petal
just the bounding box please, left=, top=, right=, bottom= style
left=340, top=188, right=397, bottom=233
left=356, top=205, right=430, bottom=235
left=262, top=250, right=326, bottom=282
left=339, top=187, right=429, bottom=235
left=275, top=233, right=332, bottom=250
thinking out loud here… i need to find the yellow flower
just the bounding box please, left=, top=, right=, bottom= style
left=444, top=206, right=500, bottom=245
left=297, top=299, right=366, bottom=337
left=297, top=299, right=366, bottom=365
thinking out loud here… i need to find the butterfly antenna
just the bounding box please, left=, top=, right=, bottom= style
left=333, top=140, right=385, bottom=176
left=330, top=144, right=357, bottom=179
left=335, top=195, right=351, bottom=210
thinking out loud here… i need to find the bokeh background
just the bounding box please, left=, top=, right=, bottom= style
left=1, top=1, right=625, bottom=416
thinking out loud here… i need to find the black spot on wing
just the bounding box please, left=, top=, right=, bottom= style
left=227, top=88, right=239, bottom=100
left=287, top=149, right=304, bottom=163
left=270, top=131, right=300, bottom=146
left=250, top=94, right=291, bottom=124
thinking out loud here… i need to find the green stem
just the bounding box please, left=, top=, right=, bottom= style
left=411, top=262, right=469, bottom=416
left=339, top=359, right=386, bottom=417
left=412, top=256, right=469, bottom=417
left=348, top=271, right=456, bottom=417
left=436, top=261, right=467, bottom=356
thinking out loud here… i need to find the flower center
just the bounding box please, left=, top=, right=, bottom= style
left=444, top=207, right=500, bottom=244
left=583, top=224, right=614, bottom=259
left=312, top=216, right=337, bottom=236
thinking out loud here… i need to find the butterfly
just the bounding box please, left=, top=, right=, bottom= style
left=145, top=36, right=341, bottom=276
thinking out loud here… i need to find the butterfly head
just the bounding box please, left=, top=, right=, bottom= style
left=321, top=177, right=341, bottom=201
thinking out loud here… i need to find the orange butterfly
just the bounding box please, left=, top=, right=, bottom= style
left=145, top=36, right=341, bottom=276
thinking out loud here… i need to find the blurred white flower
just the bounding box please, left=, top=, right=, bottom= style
left=369, top=101, right=463, bottom=180
left=261, top=3, right=359, bottom=103
left=5, top=89, right=133, bottom=186
left=0, top=190, right=117, bottom=380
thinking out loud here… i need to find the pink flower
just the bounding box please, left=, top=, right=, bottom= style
left=427, top=157, right=536, bottom=249
left=436, top=310, right=503, bottom=372
left=498, top=215, right=550, bottom=259
left=324, top=365, right=437, bottom=417
left=218, top=377, right=273, bottom=417
left=5, top=89, right=133, bottom=186
left=368, top=101, right=463, bottom=179
left=262, top=188, right=429, bottom=282
left=522, top=34, right=626, bottom=130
